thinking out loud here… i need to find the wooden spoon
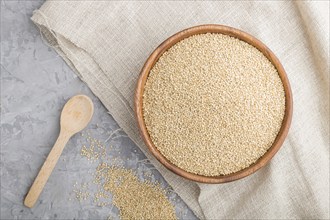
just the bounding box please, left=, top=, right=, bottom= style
left=24, top=95, right=94, bottom=208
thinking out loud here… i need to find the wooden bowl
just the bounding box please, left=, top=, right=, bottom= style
left=135, top=24, right=293, bottom=184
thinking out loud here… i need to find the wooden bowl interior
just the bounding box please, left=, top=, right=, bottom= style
left=135, top=25, right=292, bottom=183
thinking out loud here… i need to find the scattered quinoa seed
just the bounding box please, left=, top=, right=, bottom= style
left=73, top=133, right=177, bottom=219
left=73, top=184, right=90, bottom=201
left=95, top=164, right=177, bottom=220
left=143, top=33, right=286, bottom=176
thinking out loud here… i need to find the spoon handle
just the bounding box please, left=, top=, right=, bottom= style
left=24, top=130, right=70, bottom=208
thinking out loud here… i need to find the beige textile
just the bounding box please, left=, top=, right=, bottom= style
left=31, top=1, right=329, bottom=219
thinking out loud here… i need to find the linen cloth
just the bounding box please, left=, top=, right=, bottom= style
left=31, top=1, right=329, bottom=219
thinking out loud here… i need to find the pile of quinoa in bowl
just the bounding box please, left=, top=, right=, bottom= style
left=138, top=25, right=291, bottom=182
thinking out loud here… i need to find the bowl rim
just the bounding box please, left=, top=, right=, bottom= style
left=134, top=24, right=293, bottom=184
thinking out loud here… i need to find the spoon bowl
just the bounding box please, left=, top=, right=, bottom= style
left=61, top=95, right=94, bottom=134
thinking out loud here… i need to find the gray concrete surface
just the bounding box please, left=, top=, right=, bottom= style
left=0, top=1, right=197, bottom=219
